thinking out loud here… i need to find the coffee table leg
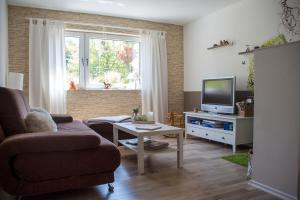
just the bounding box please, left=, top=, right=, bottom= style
left=137, top=135, right=144, bottom=174
left=113, top=127, right=118, bottom=146
left=177, top=131, right=183, bottom=168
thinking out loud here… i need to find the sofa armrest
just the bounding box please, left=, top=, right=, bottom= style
left=51, top=114, right=73, bottom=123
left=0, top=131, right=101, bottom=194
left=0, top=125, right=5, bottom=143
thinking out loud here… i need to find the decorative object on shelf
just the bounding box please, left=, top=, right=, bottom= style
left=236, top=101, right=254, bottom=117
left=193, top=107, right=199, bottom=112
left=239, top=35, right=287, bottom=55
left=279, top=0, right=300, bottom=36
left=238, top=44, right=258, bottom=55
left=207, top=40, right=233, bottom=50
left=68, top=81, right=77, bottom=91
left=103, top=82, right=112, bottom=89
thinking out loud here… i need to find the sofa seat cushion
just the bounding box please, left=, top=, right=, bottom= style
left=13, top=136, right=120, bottom=182
left=57, top=120, right=91, bottom=132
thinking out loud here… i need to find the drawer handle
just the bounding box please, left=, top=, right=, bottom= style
left=222, top=137, right=225, bottom=140
left=192, top=130, right=194, bottom=132
left=205, top=133, right=208, bottom=136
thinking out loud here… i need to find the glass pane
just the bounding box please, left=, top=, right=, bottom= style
left=88, top=38, right=140, bottom=89
left=65, top=36, right=80, bottom=89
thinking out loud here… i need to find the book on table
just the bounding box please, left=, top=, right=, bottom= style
left=135, top=124, right=162, bottom=130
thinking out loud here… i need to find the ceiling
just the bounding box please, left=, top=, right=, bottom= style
left=8, top=0, right=241, bottom=25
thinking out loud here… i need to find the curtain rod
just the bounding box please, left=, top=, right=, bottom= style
left=25, top=17, right=166, bottom=34
left=66, top=28, right=141, bottom=37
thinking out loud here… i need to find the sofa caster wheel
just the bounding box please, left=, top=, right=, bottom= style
left=108, top=183, right=114, bottom=192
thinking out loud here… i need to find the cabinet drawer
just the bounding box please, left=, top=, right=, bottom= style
left=207, top=131, right=233, bottom=145
left=187, top=125, right=233, bottom=145
left=186, top=125, right=205, bottom=137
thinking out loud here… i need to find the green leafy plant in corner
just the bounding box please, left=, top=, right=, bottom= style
left=260, top=34, right=288, bottom=48
left=247, top=55, right=255, bottom=93
left=247, top=34, right=288, bottom=94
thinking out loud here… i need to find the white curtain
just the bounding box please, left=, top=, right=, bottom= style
left=29, top=19, right=66, bottom=114
left=141, top=31, right=168, bottom=123
left=0, top=0, right=8, bottom=87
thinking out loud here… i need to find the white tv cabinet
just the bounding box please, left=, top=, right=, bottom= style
left=184, top=112, right=253, bottom=152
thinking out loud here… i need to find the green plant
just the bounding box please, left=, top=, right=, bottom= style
left=247, top=34, right=288, bottom=94
left=132, top=107, right=139, bottom=114
left=247, top=55, right=255, bottom=93
left=261, top=34, right=288, bottom=48
left=135, top=114, right=148, bottom=121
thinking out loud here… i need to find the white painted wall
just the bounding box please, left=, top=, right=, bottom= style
left=184, top=0, right=300, bottom=91
left=0, top=0, right=8, bottom=87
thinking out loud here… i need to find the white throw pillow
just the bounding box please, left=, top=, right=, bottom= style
left=25, top=108, right=58, bottom=133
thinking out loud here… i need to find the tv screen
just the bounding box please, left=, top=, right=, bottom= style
left=202, top=78, right=234, bottom=106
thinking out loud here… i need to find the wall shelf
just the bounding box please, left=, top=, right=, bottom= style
left=238, top=50, right=254, bottom=55
left=207, top=43, right=233, bottom=50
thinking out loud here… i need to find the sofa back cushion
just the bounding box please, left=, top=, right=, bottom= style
left=25, top=110, right=58, bottom=133
left=0, top=87, right=30, bottom=137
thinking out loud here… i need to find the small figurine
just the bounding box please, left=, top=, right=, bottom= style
left=245, top=45, right=251, bottom=52
left=69, top=81, right=77, bottom=91
left=103, top=82, right=112, bottom=89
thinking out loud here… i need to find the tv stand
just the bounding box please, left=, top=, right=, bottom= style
left=184, top=111, right=253, bottom=152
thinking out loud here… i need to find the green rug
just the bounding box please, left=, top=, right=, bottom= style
left=222, top=153, right=249, bottom=167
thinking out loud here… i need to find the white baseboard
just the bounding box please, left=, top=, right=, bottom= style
left=248, top=180, right=297, bottom=200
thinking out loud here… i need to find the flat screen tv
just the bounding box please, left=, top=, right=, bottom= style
left=201, top=76, right=236, bottom=114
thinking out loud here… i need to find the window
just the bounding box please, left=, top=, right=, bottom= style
left=65, top=31, right=140, bottom=90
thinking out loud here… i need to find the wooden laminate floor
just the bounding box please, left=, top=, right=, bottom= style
left=0, top=137, right=278, bottom=200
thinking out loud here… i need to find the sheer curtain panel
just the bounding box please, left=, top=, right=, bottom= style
left=29, top=19, right=66, bottom=114
left=141, top=31, right=168, bottom=123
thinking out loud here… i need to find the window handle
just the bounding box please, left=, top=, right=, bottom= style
left=81, top=58, right=85, bottom=66
left=86, top=58, right=89, bottom=66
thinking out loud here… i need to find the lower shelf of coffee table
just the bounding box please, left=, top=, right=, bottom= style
left=119, top=139, right=177, bottom=155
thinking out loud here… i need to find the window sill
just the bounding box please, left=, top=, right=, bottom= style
left=67, top=88, right=141, bottom=92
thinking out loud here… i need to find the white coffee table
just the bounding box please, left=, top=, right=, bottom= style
left=113, top=123, right=184, bottom=174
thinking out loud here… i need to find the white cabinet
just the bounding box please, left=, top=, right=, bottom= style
left=184, top=112, right=253, bottom=152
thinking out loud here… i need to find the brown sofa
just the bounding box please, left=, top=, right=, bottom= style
left=0, top=87, right=120, bottom=197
